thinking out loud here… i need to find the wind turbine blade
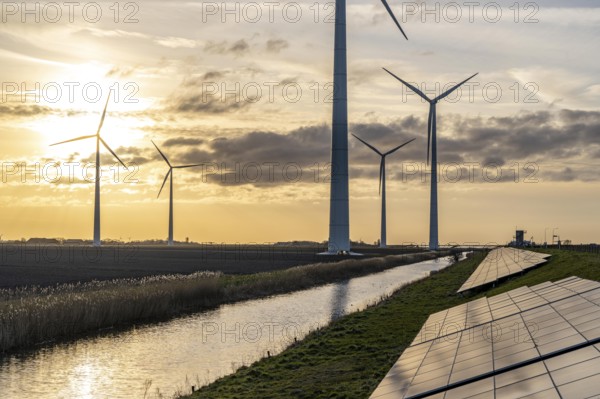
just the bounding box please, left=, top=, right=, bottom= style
left=49, top=134, right=95, bottom=146
left=379, top=159, right=384, bottom=195
left=379, top=0, right=408, bottom=40
left=352, top=134, right=382, bottom=156
left=99, top=137, right=127, bottom=169
left=174, top=164, right=204, bottom=169
left=427, top=104, right=433, bottom=165
left=434, top=73, right=479, bottom=102
left=384, top=138, right=416, bottom=156
left=151, top=140, right=171, bottom=167
left=96, top=92, right=111, bottom=136
left=382, top=68, right=431, bottom=102
left=157, top=169, right=172, bottom=198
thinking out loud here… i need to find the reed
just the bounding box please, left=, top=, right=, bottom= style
left=0, top=251, right=447, bottom=353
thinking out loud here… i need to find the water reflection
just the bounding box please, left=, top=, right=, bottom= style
left=329, top=280, right=349, bottom=321
left=0, top=255, right=460, bottom=399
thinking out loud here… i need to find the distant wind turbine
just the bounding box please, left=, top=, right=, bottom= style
left=50, top=93, right=127, bottom=247
left=152, top=140, right=203, bottom=246
left=383, top=69, right=478, bottom=250
left=352, top=135, right=415, bottom=248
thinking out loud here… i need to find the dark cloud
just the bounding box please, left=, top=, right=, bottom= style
left=202, top=71, right=225, bottom=80
left=482, top=156, right=506, bottom=167
left=280, top=77, right=299, bottom=86
left=68, top=145, right=152, bottom=168
left=169, top=125, right=328, bottom=167
left=143, top=125, right=329, bottom=186
left=229, top=39, right=249, bottom=55
left=168, top=91, right=252, bottom=114
left=419, top=110, right=599, bottom=182
left=176, top=71, right=227, bottom=89
left=163, top=137, right=204, bottom=147
left=203, top=41, right=226, bottom=54
left=78, top=152, right=128, bottom=167
left=205, top=39, right=250, bottom=57
left=184, top=108, right=597, bottom=185
left=124, top=108, right=600, bottom=186
left=168, top=66, right=266, bottom=114
left=266, top=39, right=289, bottom=53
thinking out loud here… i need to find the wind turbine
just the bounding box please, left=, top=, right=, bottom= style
left=379, top=0, right=408, bottom=40
left=50, top=93, right=127, bottom=247
left=326, top=0, right=408, bottom=255
left=152, top=140, right=203, bottom=246
left=383, top=69, right=478, bottom=250
left=353, top=135, right=415, bottom=248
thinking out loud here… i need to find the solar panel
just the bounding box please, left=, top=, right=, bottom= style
left=457, top=248, right=551, bottom=293
left=369, top=277, right=600, bottom=399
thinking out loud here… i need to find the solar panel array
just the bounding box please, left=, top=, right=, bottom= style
left=370, top=277, right=600, bottom=399
left=457, top=248, right=551, bottom=293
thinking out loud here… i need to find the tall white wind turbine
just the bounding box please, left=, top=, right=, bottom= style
left=326, top=0, right=408, bottom=254
left=50, top=93, right=127, bottom=247
left=152, top=141, right=203, bottom=246
left=383, top=69, right=478, bottom=250
left=352, top=135, right=415, bottom=248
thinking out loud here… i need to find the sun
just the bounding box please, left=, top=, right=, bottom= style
left=22, top=61, right=154, bottom=158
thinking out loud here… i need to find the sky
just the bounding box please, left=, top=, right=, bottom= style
left=0, top=0, right=598, bottom=245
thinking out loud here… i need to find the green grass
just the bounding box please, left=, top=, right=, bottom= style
left=186, top=249, right=600, bottom=399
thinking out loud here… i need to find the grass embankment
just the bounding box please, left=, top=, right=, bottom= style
left=0, top=251, right=447, bottom=353
left=187, top=249, right=600, bottom=399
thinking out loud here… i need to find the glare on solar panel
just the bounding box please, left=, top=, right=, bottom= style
left=370, top=277, right=600, bottom=399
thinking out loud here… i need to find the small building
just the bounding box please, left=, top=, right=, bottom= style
left=515, top=230, right=525, bottom=247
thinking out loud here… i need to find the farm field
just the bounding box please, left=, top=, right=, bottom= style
left=0, top=244, right=424, bottom=288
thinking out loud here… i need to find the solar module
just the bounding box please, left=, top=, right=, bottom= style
left=457, top=248, right=551, bottom=293
left=370, top=277, right=600, bottom=399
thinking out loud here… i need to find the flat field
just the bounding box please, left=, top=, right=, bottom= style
left=0, top=244, right=423, bottom=288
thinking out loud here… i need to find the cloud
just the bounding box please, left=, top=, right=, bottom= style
left=202, top=71, right=225, bottom=80
left=155, top=36, right=198, bottom=49
left=172, top=108, right=598, bottom=185
left=0, top=104, right=53, bottom=118
left=229, top=39, right=250, bottom=55
left=207, top=125, right=330, bottom=163
left=163, top=137, right=204, bottom=147
left=266, top=39, right=289, bottom=53
left=106, top=65, right=136, bottom=78
left=204, top=39, right=250, bottom=56
left=168, top=91, right=253, bottom=114
left=166, top=69, right=262, bottom=114
left=109, top=107, right=599, bottom=187
left=69, top=145, right=155, bottom=168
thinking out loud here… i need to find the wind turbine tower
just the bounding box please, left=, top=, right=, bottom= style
left=383, top=69, right=477, bottom=250
left=352, top=135, right=415, bottom=248
left=152, top=141, right=203, bottom=246
left=326, top=0, right=407, bottom=254
left=50, top=93, right=127, bottom=247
